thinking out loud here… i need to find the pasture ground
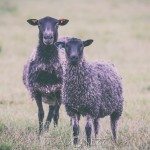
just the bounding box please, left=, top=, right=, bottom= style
left=0, top=0, right=150, bottom=149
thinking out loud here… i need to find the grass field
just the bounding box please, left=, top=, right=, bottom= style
left=0, top=0, right=150, bottom=149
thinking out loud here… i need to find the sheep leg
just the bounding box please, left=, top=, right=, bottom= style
left=44, top=105, right=55, bottom=131
left=70, top=118, right=72, bottom=126
left=35, top=94, right=44, bottom=135
left=72, top=115, right=80, bottom=145
left=70, top=114, right=80, bottom=126
left=53, top=102, right=60, bottom=127
left=77, top=114, right=81, bottom=121
left=85, top=115, right=92, bottom=146
left=110, top=112, right=120, bottom=143
left=94, top=118, right=99, bottom=138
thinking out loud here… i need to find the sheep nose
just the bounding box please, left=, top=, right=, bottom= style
left=44, top=35, right=53, bottom=40
left=71, top=56, right=78, bottom=61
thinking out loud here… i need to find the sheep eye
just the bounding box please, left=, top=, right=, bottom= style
left=79, top=43, right=83, bottom=48
left=66, top=44, right=69, bottom=48
left=56, top=23, right=59, bottom=27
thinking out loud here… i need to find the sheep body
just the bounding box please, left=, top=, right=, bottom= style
left=57, top=37, right=124, bottom=144
left=22, top=16, right=70, bottom=134
left=63, top=59, right=123, bottom=118
left=23, top=46, right=62, bottom=104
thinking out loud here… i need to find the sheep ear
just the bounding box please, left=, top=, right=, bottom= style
left=58, top=19, right=69, bottom=26
left=27, top=19, right=38, bottom=26
left=54, top=42, right=65, bottom=49
left=83, top=39, right=94, bottom=47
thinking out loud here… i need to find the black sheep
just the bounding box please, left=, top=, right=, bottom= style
left=23, top=16, right=69, bottom=134
left=55, top=37, right=124, bottom=145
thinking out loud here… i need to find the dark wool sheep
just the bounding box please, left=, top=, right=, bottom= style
left=55, top=37, right=124, bottom=145
left=23, top=16, right=69, bottom=134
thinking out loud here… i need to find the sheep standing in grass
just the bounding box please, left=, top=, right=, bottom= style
left=23, top=16, right=69, bottom=134
left=55, top=37, right=124, bottom=145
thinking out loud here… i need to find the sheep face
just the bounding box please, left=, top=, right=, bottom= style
left=27, top=16, right=69, bottom=45
left=55, top=38, right=93, bottom=65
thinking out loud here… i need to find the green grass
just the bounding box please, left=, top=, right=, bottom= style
left=0, top=0, right=150, bottom=149
left=0, top=143, right=13, bottom=150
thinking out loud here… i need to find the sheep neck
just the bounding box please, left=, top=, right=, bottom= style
left=65, top=59, right=88, bottom=83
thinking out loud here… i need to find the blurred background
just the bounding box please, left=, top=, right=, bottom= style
left=0, top=0, right=150, bottom=149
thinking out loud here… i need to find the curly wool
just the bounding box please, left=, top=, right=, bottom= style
left=63, top=58, right=123, bottom=118
left=23, top=43, right=63, bottom=104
